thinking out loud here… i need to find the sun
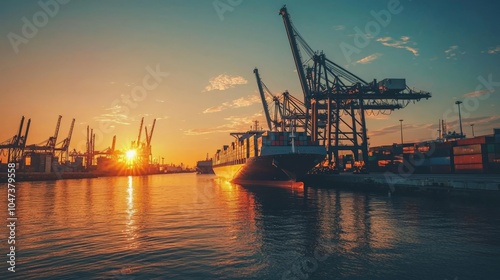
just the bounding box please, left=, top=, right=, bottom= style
left=126, top=149, right=137, bottom=163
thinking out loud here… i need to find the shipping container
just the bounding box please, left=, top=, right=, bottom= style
left=454, top=163, right=486, bottom=173
left=456, top=136, right=494, bottom=146
left=488, top=153, right=500, bottom=163
left=453, top=144, right=483, bottom=155
left=378, top=78, right=406, bottom=92
left=453, top=154, right=484, bottom=165
left=427, top=156, right=451, bottom=166
left=430, top=165, right=452, bottom=174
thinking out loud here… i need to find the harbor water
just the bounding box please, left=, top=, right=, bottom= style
left=1, top=173, right=500, bottom=279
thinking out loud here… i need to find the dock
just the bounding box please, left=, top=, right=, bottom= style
left=301, top=173, right=500, bottom=197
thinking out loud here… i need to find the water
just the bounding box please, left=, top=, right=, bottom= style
left=1, top=173, right=500, bottom=279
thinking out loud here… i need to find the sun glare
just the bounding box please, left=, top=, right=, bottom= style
left=126, top=149, right=137, bottom=163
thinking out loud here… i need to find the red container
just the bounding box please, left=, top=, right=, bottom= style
left=453, top=144, right=482, bottom=155
left=456, top=136, right=494, bottom=146
left=454, top=163, right=485, bottom=173
left=453, top=154, right=484, bottom=165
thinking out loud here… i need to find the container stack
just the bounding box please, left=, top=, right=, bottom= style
left=260, top=131, right=309, bottom=146
left=453, top=136, right=494, bottom=173
left=426, top=142, right=454, bottom=174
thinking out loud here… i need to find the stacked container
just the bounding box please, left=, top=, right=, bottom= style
left=453, top=136, right=494, bottom=173
left=427, top=142, right=454, bottom=174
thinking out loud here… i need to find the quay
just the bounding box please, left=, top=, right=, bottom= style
left=301, top=173, right=500, bottom=197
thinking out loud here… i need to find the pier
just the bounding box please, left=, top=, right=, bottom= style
left=302, top=173, right=500, bottom=197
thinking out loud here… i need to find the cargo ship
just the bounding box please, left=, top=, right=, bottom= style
left=196, top=156, right=215, bottom=174
left=212, top=130, right=326, bottom=185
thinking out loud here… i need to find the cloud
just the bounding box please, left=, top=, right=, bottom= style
left=376, top=36, right=419, bottom=56
left=448, top=115, right=500, bottom=127
left=368, top=123, right=434, bottom=138
left=184, top=113, right=263, bottom=135
left=463, top=90, right=491, bottom=98
left=203, top=105, right=226, bottom=114
left=333, top=25, right=345, bottom=31
left=232, top=95, right=261, bottom=108
left=444, top=45, right=467, bottom=60
left=366, top=113, right=390, bottom=120
left=93, top=105, right=131, bottom=125
left=482, top=45, right=500, bottom=54
left=204, top=74, right=248, bottom=92
left=203, top=95, right=261, bottom=113
left=355, top=53, right=382, bottom=64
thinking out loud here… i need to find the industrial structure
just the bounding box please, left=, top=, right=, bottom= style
left=0, top=115, right=166, bottom=177
left=277, top=6, right=431, bottom=169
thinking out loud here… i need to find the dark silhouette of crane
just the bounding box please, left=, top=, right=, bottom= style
left=278, top=6, right=431, bottom=168
left=0, top=116, right=31, bottom=164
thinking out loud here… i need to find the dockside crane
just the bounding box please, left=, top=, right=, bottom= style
left=55, top=118, right=75, bottom=162
left=24, top=115, right=64, bottom=155
left=254, top=68, right=310, bottom=133
left=136, top=117, right=144, bottom=149
left=47, top=115, right=63, bottom=152
left=278, top=6, right=431, bottom=167
left=0, top=116, right=31, bottom=164
left=254, top=68, right=273, bottom=131
left=144, top=119, right=156, bottom=165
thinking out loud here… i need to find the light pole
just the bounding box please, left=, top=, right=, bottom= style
left=399, top=119, right=404, bottom=145
left=471, top=124, right=475, bottom=137
left=455, top=100, right=463, bottom=138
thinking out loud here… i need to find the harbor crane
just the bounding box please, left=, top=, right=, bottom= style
left=55, top=118, right=75, bottom=162
left=0, top=116, right=31, bottom=164
left=254, top=68, right=308, bottom=133
left=144, top=118, right=156, bottom=164
left=24, top=115, right=64, bottom=154
left=279, top=6, right=431, bottom=167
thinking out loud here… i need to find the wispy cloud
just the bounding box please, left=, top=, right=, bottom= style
left=444, top=45, right=465, bottom=60
left=368, top=123, right=434, bottom=138
left=482, top=45, right=500, bottom=54
left=184, top=113, right=263, bottom=135
left=204, top=74, right=248, bottom=92
left=463, top=90, right=490, bottom=98
left=366, top=113, right=389, bottom=120
left=203, top=95, right=261, bottom=113
left=333, top=25, right=345, bottom=31
left=93, top=105, right=131, bottom=125
left=447, top=115, right=500, bottom=127
left=376, top=36, right=419, bottom=56
left=203, top=105, right=226, bottom=114
left=355, top=53, right=382, bottom=64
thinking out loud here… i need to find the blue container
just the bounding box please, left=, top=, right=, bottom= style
left=428, top=156, right=451, bottom=166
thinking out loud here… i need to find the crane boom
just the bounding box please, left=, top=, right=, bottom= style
left=47, top=115, right=62, bottom=148
left=137, top=117, right=144, bottom=148
left=65, top=118, right=75, bottom=149
left=15, top=116, right=25, bottom=147
left=279, top=6, right=310, bottom=105
left=254, top=68, right=273, bottom=130
left=111, top=135, right=116, bottom=152
left=148, top=119, right=156, bottom=146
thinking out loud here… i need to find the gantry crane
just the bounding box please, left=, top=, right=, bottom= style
left=144, top=118, right=156, bottom=165
left=24, top=115, right=64, bottom=155
left=0, top=116, right=31, bottom=164
left=55, top=118, right=75, bottom=162
left=279, top=6, right=431, bottom=167
left=254, top=68, right=309, bottom=133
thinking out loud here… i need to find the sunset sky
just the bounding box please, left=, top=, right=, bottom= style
left=1, top=0, right=499, bottom=166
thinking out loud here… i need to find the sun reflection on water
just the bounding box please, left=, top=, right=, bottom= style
left=125, top=176, right=138, bottom=249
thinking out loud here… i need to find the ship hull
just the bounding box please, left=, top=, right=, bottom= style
left=213, top=153, right=324, bottom=184
left=196, top=160, right=214, bottom=174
